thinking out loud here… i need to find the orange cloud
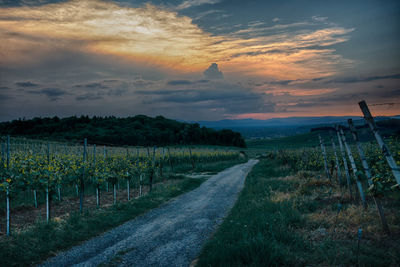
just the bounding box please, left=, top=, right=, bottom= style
left=0, top=0, right=354, bottom=79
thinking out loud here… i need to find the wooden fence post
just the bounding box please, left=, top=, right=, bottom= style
left=348, top=119, right=390, bottom=234
left=319, top=135, right=331, bottom=181
left=330, top=133, right=343, bottom=185
left=336, top=126, right=353, bottom=197
left=339, top=126, right=367, bottom=208
left=6, top=135, right=10, bottom=236
left=46, top=142, right=50, bottom=223
left=80, top=138, right=87, bottom=213
left=167, top=147, right=174, bottom=172
left=359, top=100, right=400, bottom=185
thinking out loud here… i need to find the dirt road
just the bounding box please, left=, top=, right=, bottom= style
left=40, top=159, right=258, bottom=267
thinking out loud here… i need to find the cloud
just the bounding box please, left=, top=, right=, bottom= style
left=203, top=63, right=223, bottom=79
left=312, top=16, right=328, bottom=22
left=76, top=93, right=102, bottom=101
left=167, top=80, right=193, bottom=86
left=74, top=82, right=109, bottom=89
left=0, top=0, right=355, bottom=80
left=27, top=87, right=68, bottom=100
left=0, top=86, right=10, bottom=90
left=15, top=81, right=39, bottom=87
left=325, top=73, right=400, bottom=84
left=0, top=93, right=13, bottom=100
left=177, top=0, right=220, bottom=10
left=137, top=81, right=275, bottom=115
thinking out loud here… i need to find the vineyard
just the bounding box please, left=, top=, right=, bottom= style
left=197, top=102, right=400, bottom=266
left=0, top=137, right=241, bottom=236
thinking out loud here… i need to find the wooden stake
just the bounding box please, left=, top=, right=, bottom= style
left=319, top=135, right=331, bottom=181
left=80, top=138, right=87, bottom=213
left=113, top=183, right=117, bottom=205
left=330, top=133, right=343, bottom=185
left=359, top=100, right=400, bottom=185
left=339, top=126, right=366, bottom=207
left=46, top=141, right=50, bottom=223
left=348, top=119, right=390, bottom=234
left=336, top=126, right=353, bottom=197
left=167, top=147, right=174, bottom=171
left=6, top=137, right=10, bottom=235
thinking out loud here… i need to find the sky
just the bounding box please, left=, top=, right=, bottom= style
left=0, top=0, right=399, bottom=121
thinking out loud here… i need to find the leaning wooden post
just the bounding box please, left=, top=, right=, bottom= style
left=330, top=133, right=343, bottom=185
left=359, top=100, right=400, bottom=185
left=6, top=135, right=10, bottom=236
left=46, top=142, right=50, bottom=223
left=80, top=138, right=87, bottom=213
left=319, top=135, right=331, bottom=181
left=348, top=119, right=390, bottom=234
left=339, top=126, right=367, bottom=208
left=336, top=126, right=353, bottom=197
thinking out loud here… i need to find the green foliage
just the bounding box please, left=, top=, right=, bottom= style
left=0, top=178, right=204, bottom=267
left=0, top=115, right=246, bottom=147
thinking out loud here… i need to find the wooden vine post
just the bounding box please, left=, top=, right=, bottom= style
left=330, top=133, right=343, bottom=185
left=167, top=147, right=174, bottom=172
left=149, top=146, right=156, bottom=192
left=80, top=138, right=87, bottom=213
left=336, top=126, right=353, bottom=197
left=319, top=135, right=331, bottom=182
left=348, top=119, right=390, bottom=234
left=6, top=135, right=10, bottom=236
left=46, top=142, right=50, bottom=223
left=103, top=146, right=108, bottom=192
left=339, top=126, right=367, bottom=208
left=189, top=146, right=195, bottom=170
left=359, top=100, right=400, bottom=185
left=94, top=144, right=100, bottom=207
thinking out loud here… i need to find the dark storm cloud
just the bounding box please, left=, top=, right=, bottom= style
left=15, top=81, right=39, bottom=87
left=325, top=73, right=400, bottom=84
left=0, top=86, right=10, bottom=90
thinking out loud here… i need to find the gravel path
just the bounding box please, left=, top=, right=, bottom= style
left=40, top=159, right=258, bottom=267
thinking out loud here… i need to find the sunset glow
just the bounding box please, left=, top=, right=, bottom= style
left=0, top=0, right=399, bottom=121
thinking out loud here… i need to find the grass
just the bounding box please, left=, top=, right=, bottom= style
left=0, top=177, right=203, bottom=266
left=196, top=157, right=400, bottom=266
left=0, top=158, right=244, bottom=266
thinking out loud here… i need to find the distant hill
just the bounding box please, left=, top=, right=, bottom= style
left=0, top=115, right=246, bottom=147
left=196, top=115, right=400, bottom=139
left=247, top=118, right=400, bottom=149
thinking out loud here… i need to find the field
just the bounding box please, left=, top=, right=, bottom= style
left=198, top=129, right=400, bottom=266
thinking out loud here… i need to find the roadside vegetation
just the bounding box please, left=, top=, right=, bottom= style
left=197, top=155, right=400, bottom=266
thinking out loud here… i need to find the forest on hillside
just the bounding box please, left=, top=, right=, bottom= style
left=0, top=115, right=246, bottom=147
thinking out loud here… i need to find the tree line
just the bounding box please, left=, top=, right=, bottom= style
left=0, top=115, right=246, bottom=147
